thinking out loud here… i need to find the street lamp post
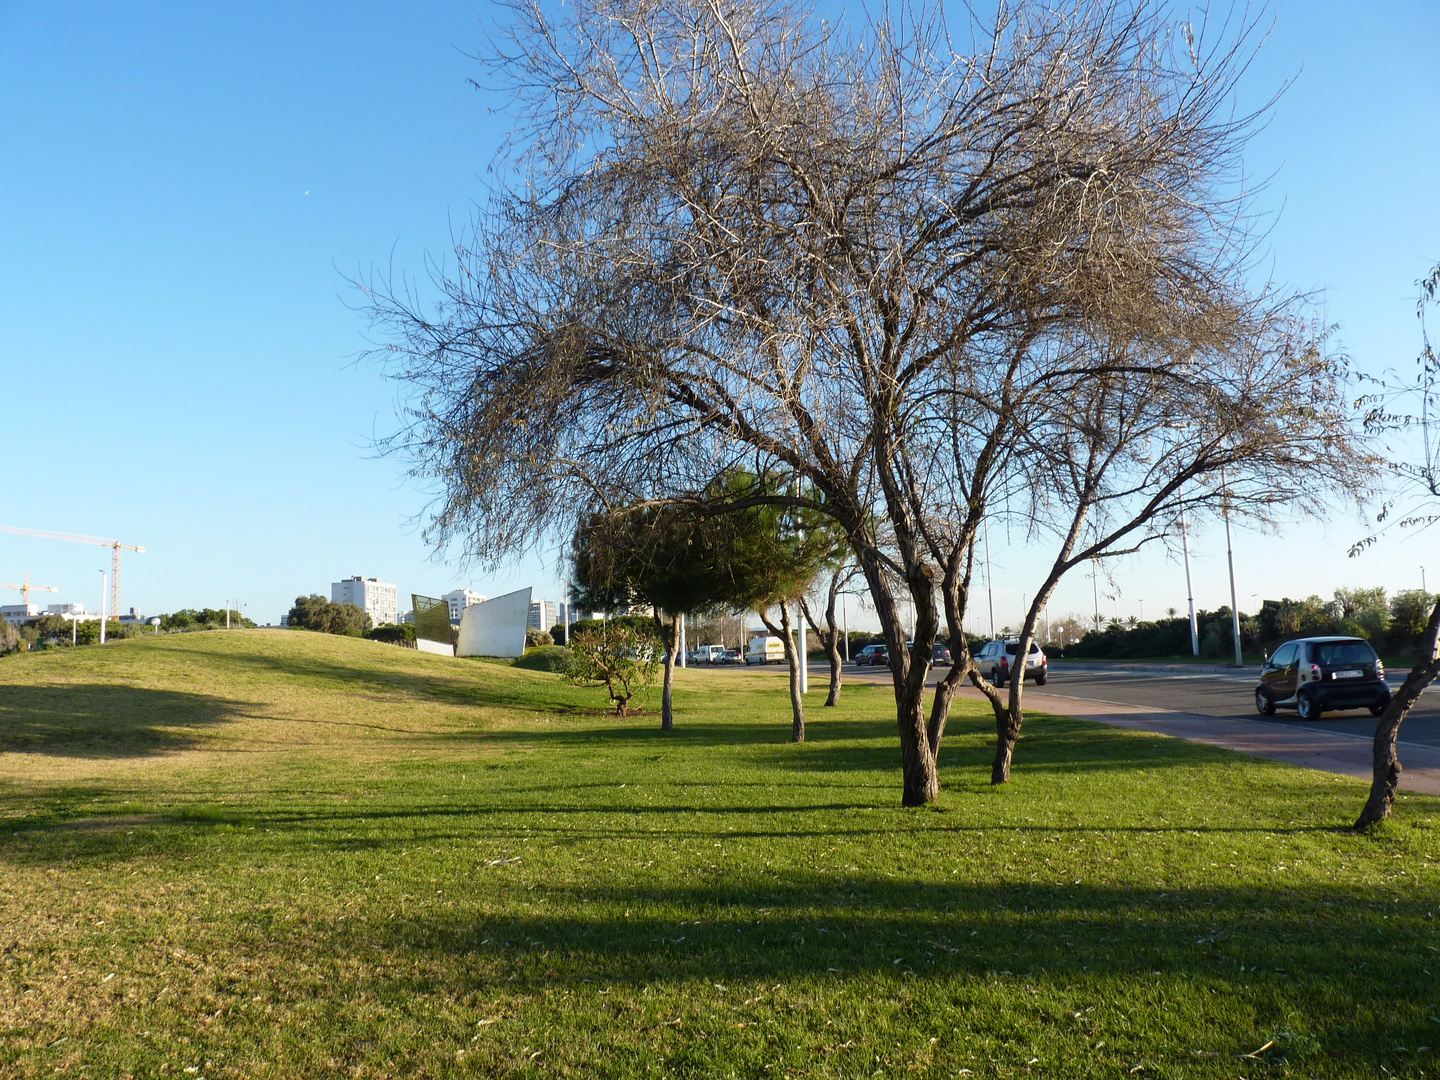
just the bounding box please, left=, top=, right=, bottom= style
left=1223, top=481, right=1243, bottom=667
left=1180, top=499, right=1200, bottom=656
left=98, top=570, right=107, bottom=644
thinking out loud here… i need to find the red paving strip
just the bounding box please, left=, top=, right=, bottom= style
left=842, top=666, right=1440, bottom=796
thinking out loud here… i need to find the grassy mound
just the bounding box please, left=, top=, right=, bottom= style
left=0, top=629, right=1436, bottom=1078
left=513, top=643, right=572, bottom=672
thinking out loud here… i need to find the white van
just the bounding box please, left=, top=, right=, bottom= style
left=744, top=636, right=787, bottom=665
left=689, top=644, right=728, bottom=664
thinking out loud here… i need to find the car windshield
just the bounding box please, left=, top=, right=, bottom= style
left=1311, top=641, right=1376, bottom=666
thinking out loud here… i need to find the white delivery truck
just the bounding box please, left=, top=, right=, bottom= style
left=744, top=635, right=787, bottom=664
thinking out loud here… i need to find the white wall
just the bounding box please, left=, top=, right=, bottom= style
left=457, top=587, right=532, bottom=658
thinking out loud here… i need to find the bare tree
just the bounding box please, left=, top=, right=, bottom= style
left=363, top=0, right=1361, bottom=803
left=1354, top=262, right=1440, bottom=830
left=801, top=564, right=861, bottom=707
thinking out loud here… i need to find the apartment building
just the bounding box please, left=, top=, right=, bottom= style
left=332, top=576, right=399, bottom=627
left=442, top=589, right=487, bottom=625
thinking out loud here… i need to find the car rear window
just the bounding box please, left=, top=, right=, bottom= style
left=1310, top=641, right=1377, bottom=666
left=1004, top=642, right=1041, bottom=655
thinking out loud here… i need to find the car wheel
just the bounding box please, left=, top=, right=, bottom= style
left=1035, top=672, right=1047, bottom=686
left=992, top=667, right=1005, bottom=688
left=1297, top=692, right=1322, bottom=721
left=1370, top=700, right=1389, bottom=717
left=1255, top=688, right=1276, bottom=716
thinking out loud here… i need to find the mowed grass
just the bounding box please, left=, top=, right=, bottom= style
left=1, top=632, right=1437, bottom=1079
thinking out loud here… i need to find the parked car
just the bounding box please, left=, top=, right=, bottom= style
left=1255, top=636, right=1389, bottom=720
left=854, top=643, right=889, bottom=667
left=974, top=639, right=1047, bottom=686
left=745, top=636, right=787, bottom=665
left=720, top=648, right=742, bottom=664
left=689, top=644, right=728, bottom=664
left=901, top=640, right=954, bottom=665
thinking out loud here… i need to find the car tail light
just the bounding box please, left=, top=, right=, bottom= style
left=1000, top=656, right=1008, bottom=668
left=1376, top=659, right=1385, bottom=678
left=1310, top=663, right=1321, bottom=681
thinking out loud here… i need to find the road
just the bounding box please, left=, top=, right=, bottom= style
left=1040, top=664, right=1440, bottom=749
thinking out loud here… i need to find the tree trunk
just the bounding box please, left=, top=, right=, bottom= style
left=992, top=675, right=1025, bottom=784
left=760, top=605, right=804, bottom=742
left=1356, top=597, right=1440, bottom=830
left=800, top=587, right=844, bottom=707
left=824, top=630, right=843, bottom=706
left=660, top=611, right=680, bottom=731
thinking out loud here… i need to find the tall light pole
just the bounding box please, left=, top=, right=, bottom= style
left=679, top=612, right=687, bottom=668
left=984, top=516, right=996, bottom=638
left=98, top=570, right=107, bottom=644
left=796, top=600, right=808, bottom=694
left=563, top=581, right=571, bottom=645
left=1180, top=500, right=1199, bottom=656
left=1423, top=566, right=1429, bottom=597
left=1091, top=559, right=1101, bottom=632
left=842, top=593, right=849, bottom=662
left=1222, top=476, right=1242, bottom=666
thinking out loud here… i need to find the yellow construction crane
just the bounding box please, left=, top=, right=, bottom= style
left=0, top=526, right=145, bottom=619
left=0, top=573, right=59, bottom=610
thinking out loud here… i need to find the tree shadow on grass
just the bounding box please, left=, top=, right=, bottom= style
left=337, top=874, right=1433, bottom=1065
left=0, top=683, right=251, bottom=757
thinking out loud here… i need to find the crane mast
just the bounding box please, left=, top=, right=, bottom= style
left=0, top=526, right=145, bottom=619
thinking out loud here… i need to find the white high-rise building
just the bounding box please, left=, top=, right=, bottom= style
left=332, top=576, right=399, bottom=627
left=442, top=589, right=487, bottom=625
left=529, top=600, right=558, bottom=632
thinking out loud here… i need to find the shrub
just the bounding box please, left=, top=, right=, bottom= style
left=366, top=624, right=417, bottom=647
left=514, top=644, right=572, bottom=672
left=526, top=628, right=554, bottom=648
left=565, top=624, right=658, bottom=715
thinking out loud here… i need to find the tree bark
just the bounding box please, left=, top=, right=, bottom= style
left=760, top=605, right=805, bottom=742
left=1355, top=597, right=1440, bottom=830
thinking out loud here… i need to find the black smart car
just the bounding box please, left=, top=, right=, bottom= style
left=1255, top=636, right=1390, bottom=721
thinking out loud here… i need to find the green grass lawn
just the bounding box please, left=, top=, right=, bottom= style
left=1, top=630, right=1437, bottom=1079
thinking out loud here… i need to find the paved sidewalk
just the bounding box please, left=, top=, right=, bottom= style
left=954, top=684, right=1440, bottom=796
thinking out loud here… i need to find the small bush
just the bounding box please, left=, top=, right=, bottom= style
left=514, top=644, right=572, bottom=672
left=366, top=624, right=417, bottom=647
left=525, top=628, right=554, bottom=648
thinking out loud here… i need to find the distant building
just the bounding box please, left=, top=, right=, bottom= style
left=1, top=604, right=38, bottom=625
left=443, top=589, right=487, bottom=625
left=557, top=601, right=590, bottom=625
left=118, top=607, right=146, bottom=625
left=332, top=576, right=399, bottom=627
left=528, top=600, right=558, bottom=631
left=46, top=603, right=86, bottom=619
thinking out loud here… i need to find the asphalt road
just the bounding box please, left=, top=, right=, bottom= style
left=997, top=664, right=1440, bottom=748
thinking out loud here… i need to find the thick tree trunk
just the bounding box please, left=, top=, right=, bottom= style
left=760, top=606, right=804, bottom=742
left=1356, top=598, right=1440, bottom=830
left=660, top=611, right=680, bottom=731
left=900, top=690, right=939, bottom=805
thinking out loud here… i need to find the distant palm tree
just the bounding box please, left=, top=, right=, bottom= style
left=1166, top=606, right=1178, bottom=619
left=1126, top=616, right=1139, bottom=629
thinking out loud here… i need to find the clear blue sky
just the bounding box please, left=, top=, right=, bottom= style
left=1, top=1, right=1437, bottom=627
